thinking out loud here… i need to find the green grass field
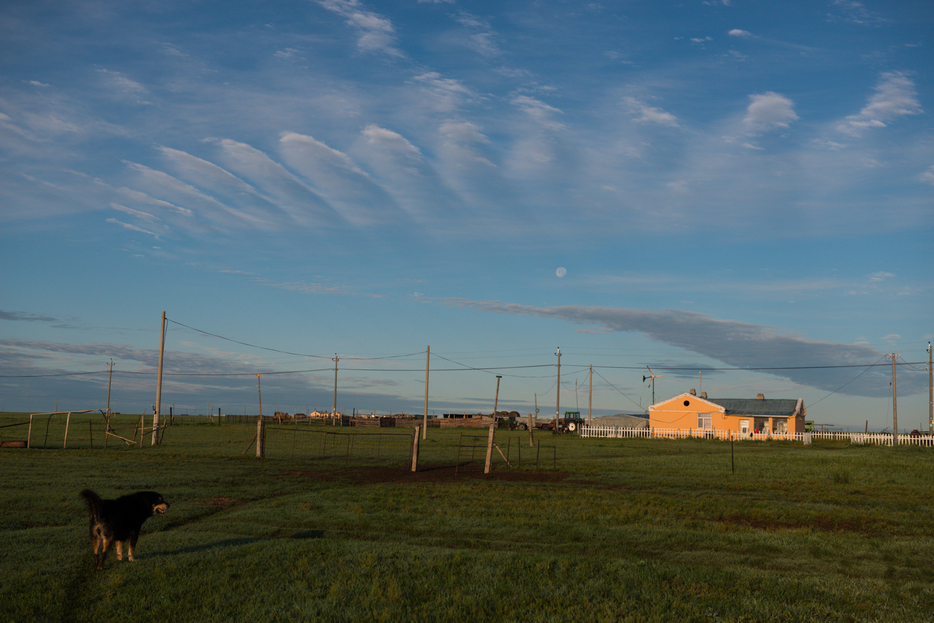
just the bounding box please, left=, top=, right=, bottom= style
left=1, top=412, right=932, bottom=622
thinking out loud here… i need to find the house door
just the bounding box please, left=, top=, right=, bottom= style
left=740, top=419, right=749, bottom=435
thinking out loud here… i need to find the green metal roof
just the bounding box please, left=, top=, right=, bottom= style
left=705, top=398, right=801, bottom=417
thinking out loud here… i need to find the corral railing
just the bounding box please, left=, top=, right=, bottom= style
left=581, top=425, right=812, bottom=445
left=260, top=425, right=415, bottom=464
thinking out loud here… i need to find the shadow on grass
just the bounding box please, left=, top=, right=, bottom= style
left=58, top=553, right=100, bottom=623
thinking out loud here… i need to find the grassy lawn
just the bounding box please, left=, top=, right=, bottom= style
left=1, top=413, right=932, bottom=622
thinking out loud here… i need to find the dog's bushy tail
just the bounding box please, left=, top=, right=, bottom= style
left=80, top=489, right=103, bottom=519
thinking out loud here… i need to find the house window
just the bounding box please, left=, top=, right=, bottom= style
left=697, top=413, right=712, bottom=429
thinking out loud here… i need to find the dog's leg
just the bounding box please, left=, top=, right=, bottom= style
left=91, top=533, right=101, bottom=568
left=116, top=540, right=123, bottom=561
left=128, top=533, right=138, bottom=561
left=98, top=537, right=111, bottom=570
left=91, top=523, right=107, bottom=569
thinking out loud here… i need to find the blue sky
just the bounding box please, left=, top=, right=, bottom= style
left=1, top=0, right=932, bottom=429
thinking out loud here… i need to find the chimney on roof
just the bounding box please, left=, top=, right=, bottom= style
left=756, top=393, right=765, bottom=400
left=700, top=391, right=707, bottom=399
left=689, top=388, right=696, bottom=395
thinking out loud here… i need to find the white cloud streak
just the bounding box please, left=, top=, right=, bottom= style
left=317, top=0, right=403, bottom=57
left=837, top=72, right=922, bottom=136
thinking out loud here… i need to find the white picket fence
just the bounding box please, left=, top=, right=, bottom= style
left=580, top=425, right=934, bottom=447
left=580, top=425, right=812, bottom=445
left=807, top=431, right=853, bottom=441
left=850, top=433, right=934, bottom=446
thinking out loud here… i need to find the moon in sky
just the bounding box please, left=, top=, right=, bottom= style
left=556, top=267, right=567, bottom=278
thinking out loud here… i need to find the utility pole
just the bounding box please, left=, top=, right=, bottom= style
left=588, top=364, right=593, bottom=426
left=152, top=312, right=166, bottom=447
left=493, top=375, right=502, bottom=416
left=891, top=354, right=898, bottom=446
left=555, top=348, right=561, bottom=419
left=423, top=346, right=429, bottom=440
left=928, top=342, right=932, bottom=434
left=332, top=354, right=339, bottom=424
left=106, top=359, right=113, bottom=442
left=106, top=359, right=113, bottom=418
left=256, top=374, right=262, bottom=418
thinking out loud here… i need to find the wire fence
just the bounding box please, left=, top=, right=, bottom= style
left=261, top=426, right=414, bottom=465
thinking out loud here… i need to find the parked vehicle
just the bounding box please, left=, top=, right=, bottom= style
left=549, top=411, right=585, bottom=434
left=497, top=412, right=528, bottom=431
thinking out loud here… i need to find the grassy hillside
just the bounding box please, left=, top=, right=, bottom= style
left=1, top=416, right=932, bottom=622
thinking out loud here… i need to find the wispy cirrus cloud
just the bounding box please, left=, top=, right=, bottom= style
left=317, top=0, right=403, bottom=57
left=0, top=310, right=58, bottom=323
left=355, top=124, right=467, bottom=225
left=209, top=138, right=342, bottom=227
left=828, top=0, right=887, bottom=26
left=922, top=165, right=934, bottom=187
left=512, top=95, right=565, bottom=129
left=110, top=202, right=160, bottom=222
left=279, top=131, right=406, bottom=226
left=623, top=97, right=679, bottom=127
left=105, top=218, right=160, bottom=238
left=453, top=11, right=501, bottom=57
left=96, top=68, right=149, bottom=103
left=411, top=72, right=475, bottom=114
left=837, top=71, right=922, bottom=136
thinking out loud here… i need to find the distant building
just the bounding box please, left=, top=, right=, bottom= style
left=649, top=391, right=806, bottom=435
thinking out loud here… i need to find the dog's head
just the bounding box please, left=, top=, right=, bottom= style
left=139, top=491, right=169, bottom=516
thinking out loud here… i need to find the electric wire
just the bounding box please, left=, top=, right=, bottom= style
left=806, top=355, right=888, bottom=409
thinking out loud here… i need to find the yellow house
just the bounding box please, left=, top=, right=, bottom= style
left=649, top=391, right=806, bottom=435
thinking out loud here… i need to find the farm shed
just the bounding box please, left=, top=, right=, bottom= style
left=649, top=391, right=806, bottom=436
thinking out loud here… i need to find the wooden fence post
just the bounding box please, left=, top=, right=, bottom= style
left=484, top=424, right=495, bottom=474
left=410, top=426, right=420, bottom=472
left=256, top=419, right=265, bottom=458
left=528, top=413, right=534, bottom=446
left=63, top=412, right=71, bottom=449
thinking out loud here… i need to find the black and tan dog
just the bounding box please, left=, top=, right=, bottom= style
left=79, top=489, right=169, bottom=569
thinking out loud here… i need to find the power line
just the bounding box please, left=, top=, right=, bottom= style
left=592, top=369, right=643, bottom=411
left=166, top=318, right=333, bottom=359
left=807, top=355, right=888, bottom=409
left=0, top=359, right=926, bottom=379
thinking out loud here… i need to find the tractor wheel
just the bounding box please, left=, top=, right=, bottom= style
left=567, top=422, right=577, bottom=432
